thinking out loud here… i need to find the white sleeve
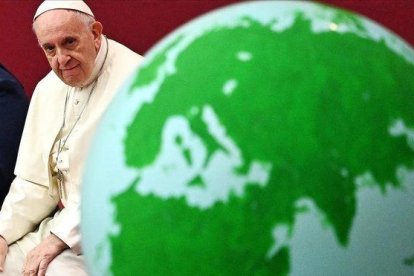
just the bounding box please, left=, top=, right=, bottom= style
left=50, top=200, right=82, bottom=255
left=0, top=176, right=58, bottom=244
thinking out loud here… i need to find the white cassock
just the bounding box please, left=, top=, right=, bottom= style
left=0, top=36, right=143, bottom=275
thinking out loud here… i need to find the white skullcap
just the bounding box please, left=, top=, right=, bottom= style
left=34, top=0, right=94, bottom=21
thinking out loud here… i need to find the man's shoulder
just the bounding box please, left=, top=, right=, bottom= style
left=107, top=38, right=143, bottom=67
left=0, top=64, right=27, bottom=98
left=35, top=71, right=64, bottom=91
left=0, top=64, right=21, bottom=85
left=0, top=64, right=13, bottom=80
left=32, top=71, right=65, bottom=101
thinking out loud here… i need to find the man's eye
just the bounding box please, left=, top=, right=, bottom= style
left=44, top=46, right=55, bottom=53
left=66, top=38, right=76, bottom=45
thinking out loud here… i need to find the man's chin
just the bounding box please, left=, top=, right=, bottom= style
left=57, top=69, right=86, bottom=87
left=60, top=76, right=84, bottom=88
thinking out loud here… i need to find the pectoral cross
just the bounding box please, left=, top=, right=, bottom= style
left=57, top=169, right=66, bottom=199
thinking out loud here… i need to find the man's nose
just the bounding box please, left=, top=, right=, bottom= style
left=55, top=49, right=71, bottom=66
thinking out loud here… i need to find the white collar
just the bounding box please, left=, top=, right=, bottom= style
left=82, top=35, right=108, bottom=88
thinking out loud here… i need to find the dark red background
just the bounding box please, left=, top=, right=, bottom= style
left=1, top=0, right=413, bottom=97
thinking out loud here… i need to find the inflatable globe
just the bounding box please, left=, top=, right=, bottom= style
left=82, top=1, right=414, bottom=275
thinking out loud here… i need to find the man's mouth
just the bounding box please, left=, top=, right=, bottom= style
left=61, top=65, right=80, bottom=76
left=61, top=64, right=78, bottom=71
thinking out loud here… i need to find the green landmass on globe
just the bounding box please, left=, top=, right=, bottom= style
left=81, top=3, right=414, bottom=275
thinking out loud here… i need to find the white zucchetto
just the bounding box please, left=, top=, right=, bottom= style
left=34, top=0, right=94, bottom=21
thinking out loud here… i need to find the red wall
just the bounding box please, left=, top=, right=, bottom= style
left=0, top=0, right=413, bottom=98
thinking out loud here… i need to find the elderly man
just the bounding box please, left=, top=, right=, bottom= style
left=0, top=1, right=143, bottom=275
left=0, top=64, right=28, bottom=205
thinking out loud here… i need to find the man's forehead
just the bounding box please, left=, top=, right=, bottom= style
left=35, top=10, right=85, bottom=40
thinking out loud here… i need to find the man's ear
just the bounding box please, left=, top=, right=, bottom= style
left=91, top=21, right=103, bottom=46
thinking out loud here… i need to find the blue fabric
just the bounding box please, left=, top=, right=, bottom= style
left=0, top=64, right=28, bottom=204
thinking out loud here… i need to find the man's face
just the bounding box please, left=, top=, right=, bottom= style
left=34, top=10, right=102, bottom=87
